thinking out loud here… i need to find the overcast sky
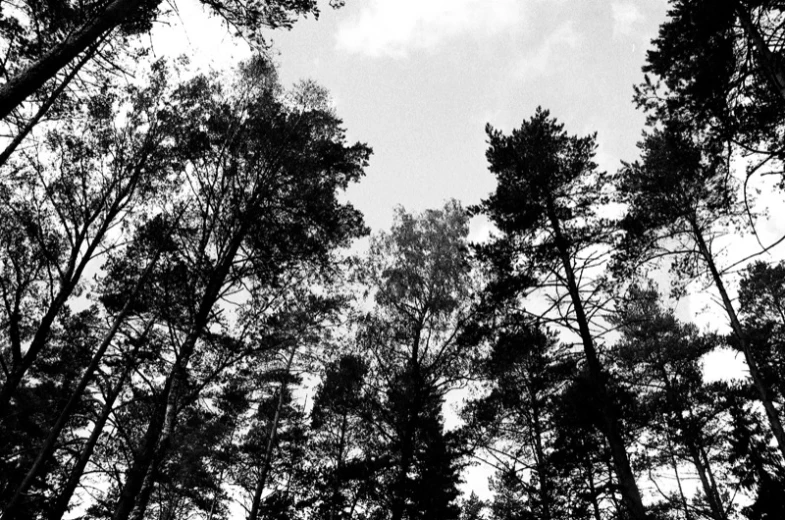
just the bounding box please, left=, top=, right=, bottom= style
left=160, top=0, right=670, bottom=236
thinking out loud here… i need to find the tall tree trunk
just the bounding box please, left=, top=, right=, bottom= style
left=546, top=199, right=648, bottom=520
left=47, top=336, right=143, bottom=520
left=665, top=430, right=693, bottom=520
left=685, top=442, right=725, bottom=520
left=390, top=326, right=423, bottom=520
left=0, top=142, right=151, bottom=417
left=4, top=259, right=159, bottom=518
left=0, top=0, right=146, bottom=120
left=529, top=394, right=552, bottom=520
left=690, top=218, right=785, bottom=459
left=111, top=212, right=253, bottom=520
left=585, top=458, right=603, bottom=520
left=247, top=347, right=296, bottom=520
left=0, top=36, right=104, bottom=168
left=329, top=413, right=349, bottom=520
left=111, top=369, right=177, bottom=520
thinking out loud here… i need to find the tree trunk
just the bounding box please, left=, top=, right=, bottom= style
left=0, top=144, right=150, bottom=417
left=529, top=392, right=552, bottom=520
left=4, top=260, right=159, bottom=518
left=665, top=430, right=692, bottom=520
left=546, top=199, right=648, bottom=520
left=390, top=326, right=423, bottom=520
left=48, top=341, right=141, bottom=520
left=0, top=0, right=146, bottom=120
left=111, top=211, right=253, bottom=520
left=247, top=347, right=296, bottom=520
left=111, top=370, right=177, bottom=520
left=685, top=442, right=725, bottom=520
left=330, top=413, right=349, bottom=520
left=690, top=219, right=785, bottom=459
left=585, top=459, right=603, bottom=520
left=0, top=37, right=102, bottom=168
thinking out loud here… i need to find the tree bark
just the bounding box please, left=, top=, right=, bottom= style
left=0, top=0, right=145, bottom=120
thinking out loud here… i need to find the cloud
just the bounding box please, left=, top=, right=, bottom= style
left=335, top=0, right=524, bottom=58
left=516, top=21, right=579, bottom=80
left=611, top=2, right=644, bottom=38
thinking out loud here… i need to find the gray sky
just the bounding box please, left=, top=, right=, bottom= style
left=161, top=0, right=670, bottom=236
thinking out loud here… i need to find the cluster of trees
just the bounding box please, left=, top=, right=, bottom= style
left=3, top=1, right=785, bottom=520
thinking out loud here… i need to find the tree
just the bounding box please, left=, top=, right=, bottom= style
left=308, top=353, right=371, bottom=520
left=0, top=63, right=179, bottom=419
left=0, top=59, right=369, bottom=520
left=613, top=285, right=734, bottom=520
left=461, top=317, right=579, bottom=520
left=737, top=261, right=785, bottom=401
left=103, top=62, right=368, bottom=520
left=614, top=118, right=785, bottom=460
left=459, top=492, right=486, bottom=520
left=0, top=0, right=339, bottom=122
left=639, top=0, right=785, bottom=179
left=355, top=201, right=473, bottom=520
left=474, top=108, right=649, bottom=520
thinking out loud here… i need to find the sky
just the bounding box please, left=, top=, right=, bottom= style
left=158, top=0, right=670, bottom=236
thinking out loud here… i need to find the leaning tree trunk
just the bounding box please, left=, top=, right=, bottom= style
left=691, top=219, right=785, bottom=460
left=48, top=329, right=150, bottom=520
left=546, top=199, right=649, bottom=520
left=0, top=0, right=146, bottom=120
left=4, top=259, right=160, bottom=519
left=111, top=213, right=252, bottom=520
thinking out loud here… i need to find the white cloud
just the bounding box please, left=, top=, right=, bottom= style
left=335, top=0, right=524, bottom=58
left=516, top=21, right=579, bottom=80
left=611, top=2, right=644, bottom=38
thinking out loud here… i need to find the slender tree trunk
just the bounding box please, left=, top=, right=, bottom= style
left=665, top=432, right=692, bottom=520
left=0, top=144, right=151, bottom=417
left=530, top=396, right=552, bottom=520
left=684, top=442, right=724, bottom=520
left=247, top=347, right=296, bottom=520
left=48, top=350, right=139, bottom=520
left=112, top=212, right=252, bottom=520
left=330, top=413, right=349, bottom=520
left=700, top=444, right=727, bottom=520
left=545, top=199, right=648, bottom=520
left=4, top=259, right=159, bottom=518
left=691, top=219, right=785, bottom=459
left=111, top=370, right=176, bottom=520
left=585, top=459, right=603, bottom=520
left=0, top=0, right=146, bottom=120
left=390, top=326, right=422, bottom=520
left=0, top=36, right=104, bottom=168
